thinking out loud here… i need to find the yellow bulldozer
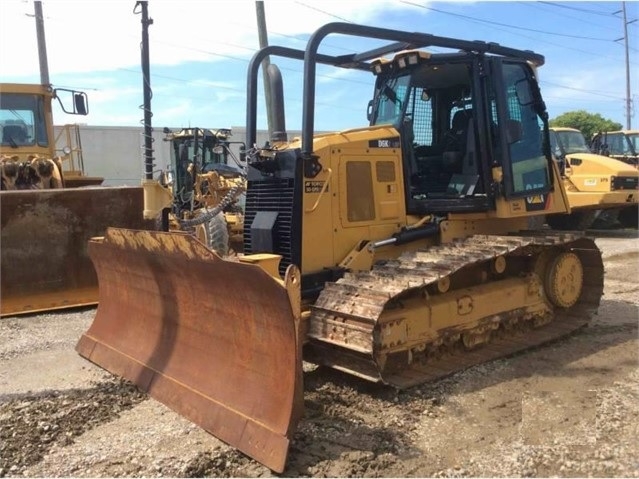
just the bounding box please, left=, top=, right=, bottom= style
left=547, top=127, right=638, bottom=229
left=0, top=82, right=147, bottom=317
left=77, top=23, right=604, bottom=472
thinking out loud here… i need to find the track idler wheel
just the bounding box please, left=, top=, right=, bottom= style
left=544, top=252, right=584, bottom=308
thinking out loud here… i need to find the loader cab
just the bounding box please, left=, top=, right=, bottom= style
left=369, top=51, right=552, bottom=216
left=0, top=93, right=48, bottom=149
left=0, top=83, right=89, bottom=161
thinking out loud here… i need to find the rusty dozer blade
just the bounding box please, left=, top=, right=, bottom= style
left=1, top=187, right=146, bottom=317
left=76, top=228, right=304, bottom=473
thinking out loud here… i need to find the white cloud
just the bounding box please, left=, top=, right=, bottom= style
left=0, top=0, right=413, bottom=78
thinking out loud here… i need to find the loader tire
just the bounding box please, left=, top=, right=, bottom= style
left=546, top=211, right=596, bottom=231
left=203, top=210, right=229, bottom=257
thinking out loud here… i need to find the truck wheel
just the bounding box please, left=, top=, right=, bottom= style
left=203, top=211, right=229, bottom=257
left=618, top=205, right=638, bottom=229
left=590, top=209, right=622, bottom=230
left=546, top=211, right=596, bottom=231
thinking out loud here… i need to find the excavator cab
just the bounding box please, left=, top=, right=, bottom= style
left=78, top=23, right=603, bottom=473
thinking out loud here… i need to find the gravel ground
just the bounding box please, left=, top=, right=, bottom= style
left=0, top=231, right=637, bottom=478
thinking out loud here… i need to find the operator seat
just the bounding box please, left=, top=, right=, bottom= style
left=2, top=125, right=28, bottom=144
left=442, top=109, right=473, bottom=174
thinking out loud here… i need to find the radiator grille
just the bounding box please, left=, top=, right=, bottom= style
left=243, top=178, right=296, bottom=277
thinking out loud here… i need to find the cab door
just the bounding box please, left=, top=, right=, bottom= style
left=491, top=59, right=553, bottom=204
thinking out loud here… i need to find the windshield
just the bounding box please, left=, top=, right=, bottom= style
left=626, top=133, right=639, bottom=154
left=0, top=93, right=48, bottom=148
left=553, top=130, right=590, bottom=155
left=371, top=73, right=411, bottom=126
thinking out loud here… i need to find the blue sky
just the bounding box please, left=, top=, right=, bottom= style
left=1, top=1, right=637, bottom=134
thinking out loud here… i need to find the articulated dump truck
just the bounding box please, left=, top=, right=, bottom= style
left=0, top=83, right=146, bottom=316
left=547, top=127, right=638, bottom=230
left=77, top=23, right=605, bottom=472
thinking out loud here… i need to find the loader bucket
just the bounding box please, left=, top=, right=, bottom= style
left=76, top=228, right=304, bottom=473
left=0, top=187, right=145, bottom=317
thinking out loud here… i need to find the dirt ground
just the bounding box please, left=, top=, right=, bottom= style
left=1, top=231, right=638, bottom=478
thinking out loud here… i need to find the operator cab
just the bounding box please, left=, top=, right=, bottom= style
left=0, top=95, right=46, bottom=148
left=368, top=50, right=553, bottom=215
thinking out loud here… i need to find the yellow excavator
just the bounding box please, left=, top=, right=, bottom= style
left=546, top=127, right=638, bottom=229
left=77, top=23, right=604, bottom=472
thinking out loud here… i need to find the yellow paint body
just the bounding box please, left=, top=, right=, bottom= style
left=550, top=127, right=638, bottom=212
left=0, top=83, right=146, bottom=316
left=283, top=126, right=571, bottom=275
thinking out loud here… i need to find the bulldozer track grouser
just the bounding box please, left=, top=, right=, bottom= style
left=77, top=23, right=605, bottom=472
left=0, top=83, right=147, bottom=317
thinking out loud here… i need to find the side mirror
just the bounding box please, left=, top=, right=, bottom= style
left=367, top=100, right=373, bottom=122
left=514, top=78, right=533, bottom=106
left=74, top=93, right=88, bottom=115
left=505, top=119, right=522, bottom=144
left=54, top=88, right=89, bottom=116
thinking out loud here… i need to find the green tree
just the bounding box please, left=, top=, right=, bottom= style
left=549, top=110, right=622, bottom=142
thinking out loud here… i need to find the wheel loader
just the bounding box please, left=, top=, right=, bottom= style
left=77, top=23, right=605, bottom=473
left=0, top=83, right=147, bottom=317
left=158, top=127, right=246, bottom=255
left=547, top=127, right=638, bottom=229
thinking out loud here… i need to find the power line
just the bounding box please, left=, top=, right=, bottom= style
left=294, top=1, right=353, bottom=23
left=540, top=80, right=624, bottom=100
left=400, top=0, right=615, bottom=41
left=538, top=2, right=617, bottom=17
left=397, top=1, right=639, bottom=68
left=522, top=2, right=620, bottom=32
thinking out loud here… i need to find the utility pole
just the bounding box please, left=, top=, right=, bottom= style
left=135, top=0, right=154, bottom=181
left=615, top=1, right=636, bottom=129
left=255, top=1, right=274, bottom=138
left=34, top=1, right=50, bottom=85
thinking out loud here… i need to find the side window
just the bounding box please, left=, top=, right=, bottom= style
left=549, top=130, right=562, bottom=158
left=608, top=135, right=621, bottom=155
left=623, top=136, right=633, bottom=154
left=501, top=63, right=550, bottom=195
left=373, top=74, right=411, bottom=126
left=408, top=87, right=433, bottom=146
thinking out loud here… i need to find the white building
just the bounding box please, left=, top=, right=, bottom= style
left=54, top=125, right=300, bottom=186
